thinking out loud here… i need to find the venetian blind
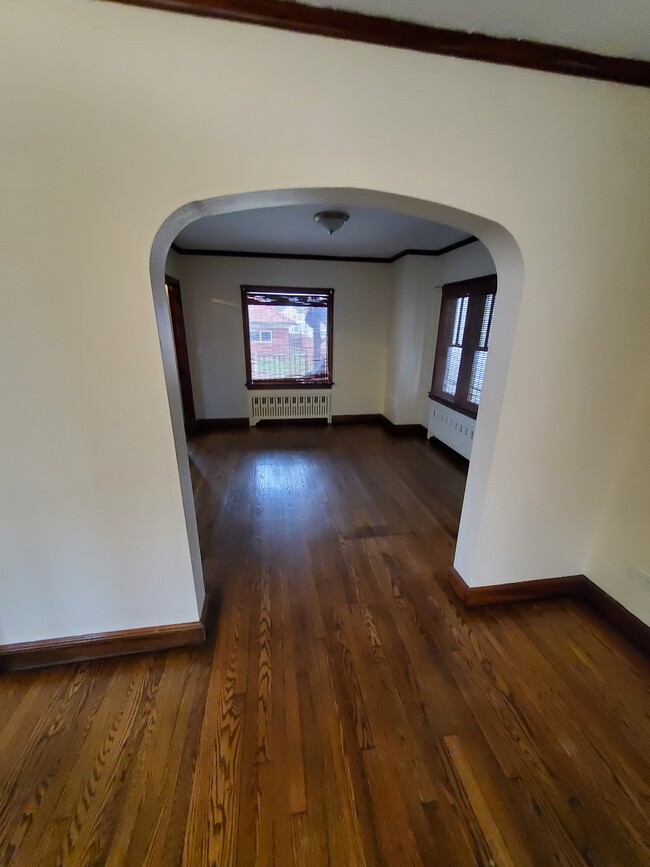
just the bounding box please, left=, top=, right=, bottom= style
left=430, top=275, right=497, bottom=418
left=241, top=287, right=334, bottom=388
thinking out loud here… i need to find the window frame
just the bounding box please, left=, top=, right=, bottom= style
left=429, top=274, right=497, bottom=419
left=241, top=285, right=334, bottom=390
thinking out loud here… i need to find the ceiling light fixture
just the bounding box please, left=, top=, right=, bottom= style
left=314, top=210, right=350, bottom=235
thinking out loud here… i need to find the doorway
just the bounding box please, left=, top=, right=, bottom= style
left=151, top=188, right=524, bottom=600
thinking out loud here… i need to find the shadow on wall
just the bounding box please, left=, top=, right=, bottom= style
left=149, top=188, right=524, bottom=597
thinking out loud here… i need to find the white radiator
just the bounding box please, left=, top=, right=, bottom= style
left=249, top=392, right=332, bottom=426
left=428, top=400, right=475, bottom=459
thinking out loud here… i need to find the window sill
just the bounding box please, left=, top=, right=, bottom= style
left=246, top=381, right=333, bottom=390
left=428, top=393, right=478, bottom=420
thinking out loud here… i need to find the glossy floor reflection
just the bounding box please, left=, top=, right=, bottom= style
left=1, top=424, right=649, bottom=866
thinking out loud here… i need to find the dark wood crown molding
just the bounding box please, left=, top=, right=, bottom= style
left=393, top=237, right=478, bottom=260
left=104, top=0, right=650, bottom=88
left=171, top=235, right=477, bottom=263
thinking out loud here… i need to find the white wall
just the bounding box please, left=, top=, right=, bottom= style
left=440, top=240, right=496, bottom=285
left=587, top=364, right=650, bottom=626
left=170, top=255, right=392, bottom=419
left=385, top=255, right=441, bottom=426
left=2, top=0, right=649, bottom=643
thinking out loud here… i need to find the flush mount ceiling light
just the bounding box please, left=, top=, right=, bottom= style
left=314, top=210, right=350, bottom=235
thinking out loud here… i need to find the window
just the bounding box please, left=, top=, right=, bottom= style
left=430, top=275, right=497, bottom=418
left=251, top=330, right=273, bottom=343
left=241, top=286, right=334, bottom=388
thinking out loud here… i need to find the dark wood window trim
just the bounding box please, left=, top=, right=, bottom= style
left=241, top=286, right=334, bottom=390
left=429, top=274, right=497, bottom=420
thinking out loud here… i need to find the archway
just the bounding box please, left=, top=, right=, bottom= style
left=150, top=188, right=524, bottom=602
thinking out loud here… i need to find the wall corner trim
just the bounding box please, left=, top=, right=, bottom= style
left=447, top=568, right=650, bottom=656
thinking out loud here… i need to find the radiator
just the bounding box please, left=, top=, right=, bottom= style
left=249, top=392, right=332, bottom=426
left=428, top=400, right=475, bottom=459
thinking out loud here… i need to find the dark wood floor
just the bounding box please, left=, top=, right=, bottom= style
left=1, top=425, right=649, bottom=866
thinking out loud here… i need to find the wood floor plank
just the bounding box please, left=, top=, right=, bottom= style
left=277, top=573, right=307, bottom=816
left=302, top=608, right=377, bottom=866
left=120, top=652, right=207, bottom=867
left=448, top=627, right=638, bottom=865
left=478, top=612, right=650, bottom=861
left=442, top=734, right=524, bottom=867
left=1, top=424, right=649, bottom=866
left=38, top=659, right=152, bottom=866
left=0, top=665, right=107, bottom=863
left=181, top=574, right=247, bottom=866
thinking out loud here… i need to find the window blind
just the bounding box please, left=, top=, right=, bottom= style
left=241, top=287, right=334, bottom=389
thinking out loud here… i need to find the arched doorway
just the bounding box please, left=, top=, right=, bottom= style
left=150, top=188, right=524, bottom=600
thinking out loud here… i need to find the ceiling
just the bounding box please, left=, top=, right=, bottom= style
left=174, top=204, right=472, bottom=258
left=298, top=0, right=650, bottom=61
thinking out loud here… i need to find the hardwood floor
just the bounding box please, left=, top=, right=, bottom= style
left=1, top=424, right=649, bottom=866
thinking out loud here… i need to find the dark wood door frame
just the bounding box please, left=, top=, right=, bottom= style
left=165, top=275, right=197, bottom=437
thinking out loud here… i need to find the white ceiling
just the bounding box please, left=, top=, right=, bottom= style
left=299, top=0, right=650, bottom=61
left=174, top=204, right=472, bottom=258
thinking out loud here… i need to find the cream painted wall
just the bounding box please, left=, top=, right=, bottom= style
left=1, top=0, right=650, bottom=643
left=170, top=255, right=392, bottom=419
left=587, top=364, right=650, bottom=626
left=385, top=255, right=441, bottom=426
left=440, top=241, right=496, bottom=285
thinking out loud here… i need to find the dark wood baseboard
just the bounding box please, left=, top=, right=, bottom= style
left=447, top=568, right=649, bottom=656
left=583, top=581, right=650, bottom=657
left=332, top=413, right=385, bottom=425
left=447, top=568, right=584, bottom=607
left=381, top=416, right=428, bottom=437
left=195, top=417, right=249, bottom=432
left=256, top=417, right=328, bottom=427
left=196, top=414, right=428, bottom=440
left=0, top=602, right=209, bottom=673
